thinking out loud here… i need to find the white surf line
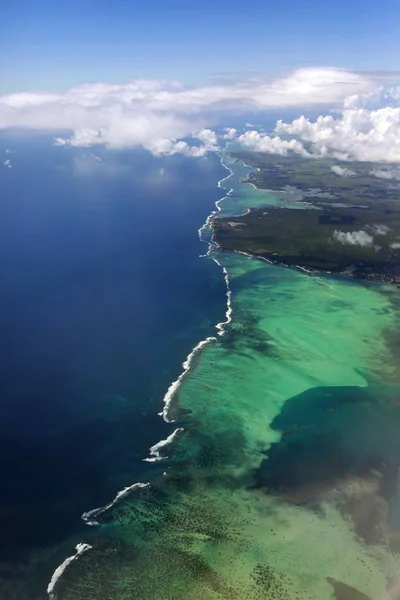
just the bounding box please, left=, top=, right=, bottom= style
left=198, top=154, right=234, bottom=242
left=160, top=336, right=217, bottom=422
left=200, top=151, right=259, bottom=244
left=211, top=257, right=233, bottom=335
left=47, top=543, right=92, bottom=599
left=215, top=168, right=234, bottom=213
left=217, top=155, right=235, bottom=190
left=142, top=427, right=184, bottom=462
left=81, top=482, right=150, bottom=526
left=162, top=152, right=237, bottom=421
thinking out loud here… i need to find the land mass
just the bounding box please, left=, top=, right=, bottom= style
left=213, top=152, right=400, bottom=283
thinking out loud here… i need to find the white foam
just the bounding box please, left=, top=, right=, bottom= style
left=212, top=259, right=233, bottom=335
left=81, top=482, right=149, bottom=526
left=143, top=427, right=184, bottom=462
left=160, top=154, right=238, bottom=423
left=217, top=159, right=234, bottom=190
left=47, top=543, right=92, bottom=599
left=160, top=336, right=217, bottom=422
left=198, top=154, right=235, bottom=243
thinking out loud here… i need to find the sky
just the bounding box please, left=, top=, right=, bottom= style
left=2, top=0, right=400, bottom=92
left=1, top=0, right=400, bottom=167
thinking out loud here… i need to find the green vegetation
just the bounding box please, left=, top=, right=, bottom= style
left=213, top=153, right=400, bottom=281
left=232, top=151, right=400, bottom=208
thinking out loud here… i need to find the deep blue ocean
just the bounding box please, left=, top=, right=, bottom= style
left=0, top=134, right=226, bottom=594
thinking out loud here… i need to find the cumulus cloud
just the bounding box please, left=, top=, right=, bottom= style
left=343, top=85, right=400, bottom=110
left=275, top=98, right=400, bottom=163
left=368, top=224, right=391, bottom=235
left=333, top=230, right=374, bottom=247
left=331, top=165, right=356, bottom=177
left=0, top=67, right=380, bottom=155
left=222, top=127, right=237, bottom=139
left=370, top=168, right=400, bottom=180
left=194, top=128, right=219, bottom=150
left=237, top=130, right=309, bottom=156
left=55, top=126, right=219, bottom=157
left=3, top=159, right=12, bottom=168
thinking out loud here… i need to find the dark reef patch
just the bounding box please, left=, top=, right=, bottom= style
left=255, top=384, right=400, bottom=546
left=327, top=578, right=374, bottom=600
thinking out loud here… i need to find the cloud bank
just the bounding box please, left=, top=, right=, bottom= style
left=240, top=99, right=400, bottom=164
left=0, top=67, right=383, bottom=155
left=237, top=130, right=310, bottom=156
left=275, top=102, right=400, bottom=163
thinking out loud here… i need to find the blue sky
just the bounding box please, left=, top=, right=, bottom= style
left=2, top=0, right=400, bottom=92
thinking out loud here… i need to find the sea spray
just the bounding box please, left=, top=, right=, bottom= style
left=81, top=482, right=150, bottom=526
left=198, top=153, right=234, bottom=241
left=143, top=427, right=184, bottom=462
left=212, top=259, right=233, bottom=334
left=160, top=153, right=237, bottom=420
left=47, top=543, right=92, bottom=599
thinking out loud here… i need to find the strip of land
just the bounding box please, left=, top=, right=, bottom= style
left=213, top=152, right=400, bottom=283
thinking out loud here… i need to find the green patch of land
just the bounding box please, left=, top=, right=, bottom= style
left=232, top=151, right=400, bottom=208
left=213, top=153, right=400, bottom=282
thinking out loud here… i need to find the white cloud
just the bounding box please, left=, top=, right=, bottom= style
left=333, top=230, right=374, bottom=247
left=331, top=165, right=356, bottom=177
left=369, top=224, right=391, bottom=235
left=344, top=85, right=400, bottom=110
left=55, top=126, right=218, bottom=157
left=0, top=67, right=381, bottom=155
left=237, top=130, right=309, bottom=156
left=194, top=128, right=219, bottom=150
left=222, top=127, right=237, bottom=139
left=3, top=159, right=12, bottom=168
left=370, top=168, right=400, bottom=180
left=275, top=98, right=400, bottom=163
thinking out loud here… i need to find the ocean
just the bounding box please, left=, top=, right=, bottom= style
left=0, top=135, right=226, bottom=598
left=2, top=135, right=400, bottom=600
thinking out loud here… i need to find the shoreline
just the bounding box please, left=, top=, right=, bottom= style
left=213, top=241, right=400, bottom=286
